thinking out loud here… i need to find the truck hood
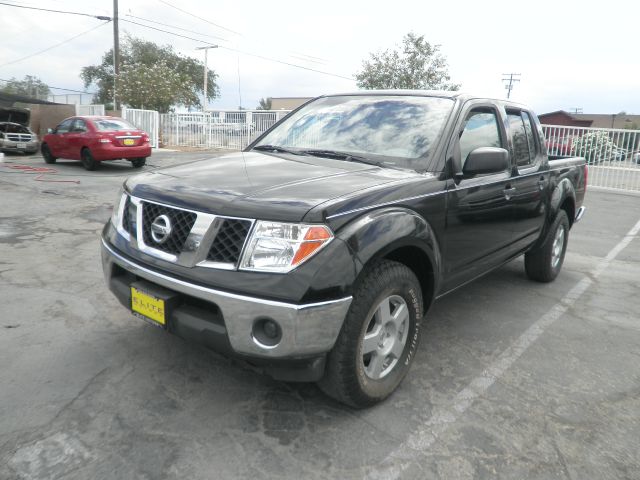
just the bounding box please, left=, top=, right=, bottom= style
left=0, top=107, right=30, bottom=126
left=126, top=151, right=416, bottom=222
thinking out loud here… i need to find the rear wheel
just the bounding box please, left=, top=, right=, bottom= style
left=131, top=157, right=146, bottom=168
left=525, top=210, right=569, bottom=282
left=41, top=144, right=56, bottom=164
left=318, top=259, right=423, bottom=408
left=81, top=148, right=98, bottom=171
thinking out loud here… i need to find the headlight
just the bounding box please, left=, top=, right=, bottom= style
left=110, top=187, right=127, bottom=229
left=240, top=221, right=333, bottom=273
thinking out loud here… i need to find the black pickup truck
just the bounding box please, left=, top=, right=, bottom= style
left=101, top=91, right=587, bottom=407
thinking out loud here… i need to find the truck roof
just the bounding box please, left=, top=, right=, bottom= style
left=323, top=90, right=528, bottom=109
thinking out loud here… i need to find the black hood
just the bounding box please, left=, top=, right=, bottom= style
left=126, top=151, right=416, bottom=222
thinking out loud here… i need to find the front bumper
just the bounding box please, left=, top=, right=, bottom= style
left=101, top=238, right=352, bottom=360
left=0, top=139, right=38, bottom=153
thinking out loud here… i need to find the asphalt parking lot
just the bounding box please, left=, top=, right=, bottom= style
left=1, top=150, right=639, bottom=480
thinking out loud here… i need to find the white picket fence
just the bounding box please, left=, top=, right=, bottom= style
left=122, top=107, right=160, bottom=148
left=160, top=110, right=291, bottom=150
left=542, top=125, right=640, bottom=192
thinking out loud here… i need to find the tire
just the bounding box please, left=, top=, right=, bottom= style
left=131, top=157, right=146, bottom=168
left=318, top=259, right=424, bottom=408
left=525, top=210, right=569, bottom=283
left=41, top=144, right=56, bottom=164
left=81, top=148, right=98, bottom=171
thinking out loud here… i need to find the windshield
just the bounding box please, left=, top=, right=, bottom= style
left=93, top=119, right=137, bottom=131
left=253, top=95, right=454, bottom=170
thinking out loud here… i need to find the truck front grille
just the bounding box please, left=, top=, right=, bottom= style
left=207, top=219, right=252, bottom=264
left=141, top=202, right=197, bottom=255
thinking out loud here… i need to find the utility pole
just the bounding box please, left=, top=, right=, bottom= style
left=502, top=73, right=521, bottom=99
left=195, top=45, right=218, bottom=111
left=113, top=0, right=120, bottom=110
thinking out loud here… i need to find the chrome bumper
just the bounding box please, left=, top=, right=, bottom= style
left=101, top=238, right=352, bottom=358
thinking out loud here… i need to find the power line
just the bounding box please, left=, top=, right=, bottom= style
left=120, top=19, right=354, bottom=81
left=125, top=14, right=228, bottom=42
left=156, top=0, right=241, bottom=35
left=0, top=21, right=110, bottom=68
left=0, top=1, right=111, bottom=20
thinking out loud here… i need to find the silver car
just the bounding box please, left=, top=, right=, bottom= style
left=0, top=122, right=39, bottom=154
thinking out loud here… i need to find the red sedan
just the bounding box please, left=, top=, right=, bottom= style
left=41, top=116, right=152, bottom=170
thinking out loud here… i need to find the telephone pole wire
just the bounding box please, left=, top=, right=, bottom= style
left=502, top=73, right=521, bottom=99
left=113, top=0, right=120, bottom=110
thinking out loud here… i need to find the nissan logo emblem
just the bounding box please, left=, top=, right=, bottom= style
left=150, top=214, right=172, bottom=244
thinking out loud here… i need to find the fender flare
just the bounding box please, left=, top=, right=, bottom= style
left=335, top=207, right=442, bottom=304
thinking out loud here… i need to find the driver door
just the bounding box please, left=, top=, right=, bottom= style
left=49, top=118, right=73, bottom=158
left=442, top=104, right=517, bottom=292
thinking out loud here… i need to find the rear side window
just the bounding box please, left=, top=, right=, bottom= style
left=459, top=110, right=502, bottom=168
left=521, top=112, right=537, bottom=158
left=507, top=112, right=532, bottom=167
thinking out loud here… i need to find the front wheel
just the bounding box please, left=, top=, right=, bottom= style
left=130, top=157, right=146, bottom=168
left=41, top=144, right=56, bottom=164
left=318, top=260, right=423, bottom=408
left=525, top=210, right=569, bottom=283
left=81, top=148, right=98, bottom=171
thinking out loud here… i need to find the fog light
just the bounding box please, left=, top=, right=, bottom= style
left=252, top=317, right=282, bottom=348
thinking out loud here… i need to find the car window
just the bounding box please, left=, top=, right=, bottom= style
left=507, top=112, right=531, bottom=167
left=72, top=119, right=88, bottom=133
left=459, top=109, right=502, bottom=168
left=93, top=119, right=136, bottom=131
left=56, top=119, right=73, bottom=134
left=521, top=111, right=537, bottom=159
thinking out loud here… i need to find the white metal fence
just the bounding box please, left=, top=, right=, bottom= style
left=75, top=104, right=105, bottom=116
left=122, top=107, right=160, bottom=148
left=160, top=110, right=291, bottom=150
left=542, top=124, right=640, bottom=192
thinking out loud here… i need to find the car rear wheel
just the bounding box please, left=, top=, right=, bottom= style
left=525, top=210, right=569, bottom=283
left=81, top=148, right=98, bottom=171
left=131, top=157, right=146, bottom=168
left=41, top=144, right=56, bottom=164
left=318, top=259, right=423, bottom=408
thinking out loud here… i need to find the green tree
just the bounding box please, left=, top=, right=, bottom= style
left=256, top=97, right=272, bottom=110
left=80, top=36, right=218, bottom=112
left=355, top=33, right=460, bottom=91
left=0, top=75, right=50, bottom=100
left=571, top=131, right=617, bottom=164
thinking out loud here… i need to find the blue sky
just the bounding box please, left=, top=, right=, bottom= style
left=1, top=0, right=638, bottom=114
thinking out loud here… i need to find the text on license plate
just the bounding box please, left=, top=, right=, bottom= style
left=123, top=138, right=135, bottom=146
left=16, top=143, right=26, bottom=149
left=131, top=286, right=165, bottom=326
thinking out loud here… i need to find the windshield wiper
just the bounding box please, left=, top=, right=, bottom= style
left=252, top=144, right=302, bottom=155
left=301, top=149, right=384, bottom=167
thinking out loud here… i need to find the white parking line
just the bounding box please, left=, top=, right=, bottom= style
left=371, top=217, right=640, bottom=478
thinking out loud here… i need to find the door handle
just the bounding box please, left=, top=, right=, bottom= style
left=504, top=186, right=517, bottom=200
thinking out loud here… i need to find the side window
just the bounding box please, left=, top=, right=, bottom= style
left=56, top=119, right=73, bottom=134
left=521, top=111, right=537, bottom=159
left=72, top=119, right=87, bottom=132
left=459, top=110, right=502, bottom=169
left=507, top=112, right=531, bottom=167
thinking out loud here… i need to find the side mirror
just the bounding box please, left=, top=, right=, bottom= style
left=47, top=128, right=53, bottom=134
left=463, top=147, right=510, bottom=175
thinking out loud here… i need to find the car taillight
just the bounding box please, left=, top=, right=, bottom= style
left=142, top=135, right=149, bottom=143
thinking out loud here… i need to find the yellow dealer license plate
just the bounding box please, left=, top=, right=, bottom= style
left=131, top=286, right=166, bottom=327
left=123, top=138, right=135, bottom=146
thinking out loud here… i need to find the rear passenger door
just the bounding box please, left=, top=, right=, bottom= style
left=506, top=110, right=548, bottom=248
left=66, top=119, right=88, bottom=160
left=443, top=103, right=516, bottom=292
